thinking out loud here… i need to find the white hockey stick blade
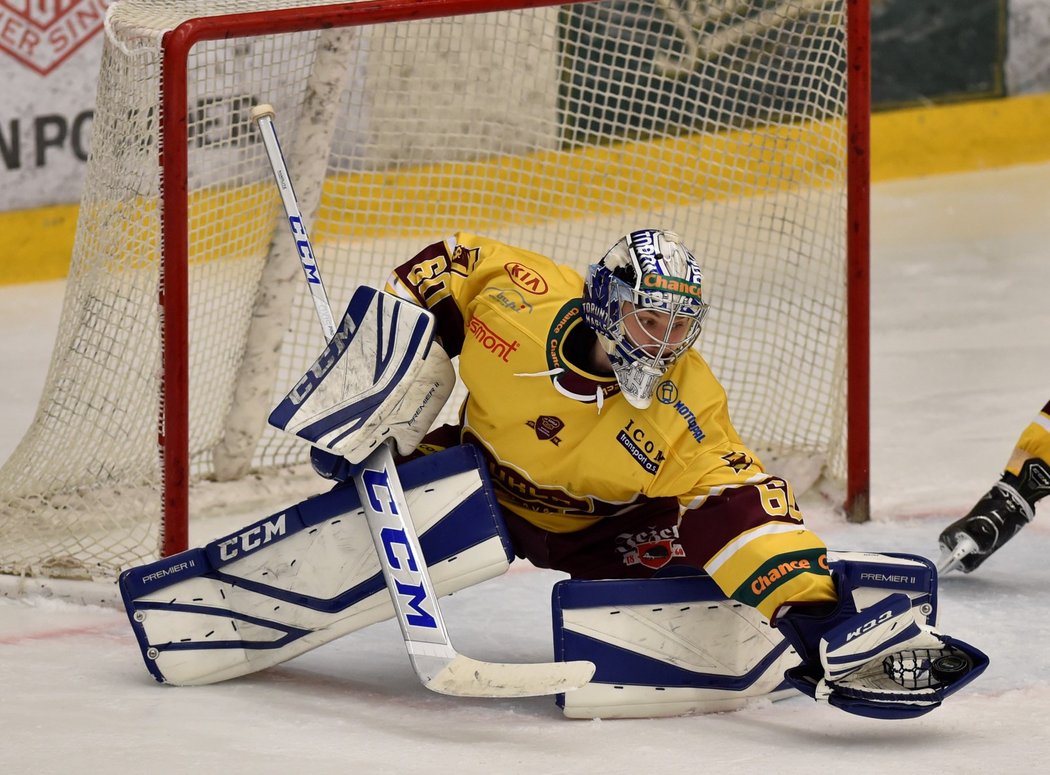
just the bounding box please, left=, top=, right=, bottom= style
left=936, top=533, right=980, bottom=575
left=425, top=654, right=596, bottom=698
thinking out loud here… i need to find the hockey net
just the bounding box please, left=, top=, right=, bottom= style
left=0, top=0, right=866, bottom=580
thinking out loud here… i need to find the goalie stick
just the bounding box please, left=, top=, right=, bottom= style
left=250, top=104, right=593, bottom=698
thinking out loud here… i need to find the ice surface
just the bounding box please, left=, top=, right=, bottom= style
left=2, top=163, right=1050, bottom=774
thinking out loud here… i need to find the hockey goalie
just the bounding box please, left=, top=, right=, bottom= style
left=121, top=228, right=987, bottom=720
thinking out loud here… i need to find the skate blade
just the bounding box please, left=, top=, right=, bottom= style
left=936, top=534, right=980, bottom=575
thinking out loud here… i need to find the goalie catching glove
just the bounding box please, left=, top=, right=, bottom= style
left=269, top=286, right=455, bottom=464
left=775, top=557, right=988, bottom=720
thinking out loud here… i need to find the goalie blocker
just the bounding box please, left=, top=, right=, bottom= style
left=268, top=284, right=455, bottom=465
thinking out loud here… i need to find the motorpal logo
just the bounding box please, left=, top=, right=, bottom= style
left=0, top=1, right=113, bottom=76
left=656, top=380, right=705, bottom=442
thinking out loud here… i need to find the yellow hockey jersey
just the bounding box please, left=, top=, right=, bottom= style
left=386, top=232, right=835, bottom=617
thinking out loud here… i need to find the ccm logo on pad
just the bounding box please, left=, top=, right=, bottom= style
left=216, top=514, right=288, bottom=561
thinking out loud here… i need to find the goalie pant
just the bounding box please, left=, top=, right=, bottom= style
left=323, top=423, right=833, bottom=613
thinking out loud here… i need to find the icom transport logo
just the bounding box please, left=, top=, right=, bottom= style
left=0, top=1, right=113, bottom=76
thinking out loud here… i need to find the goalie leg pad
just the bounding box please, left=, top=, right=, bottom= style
left=552, top=571, right=799, bottom=719
left=120, top=445, right=512, bottom=686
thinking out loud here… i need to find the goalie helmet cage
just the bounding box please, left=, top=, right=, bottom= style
left=0, top=0, right=870, bottom=580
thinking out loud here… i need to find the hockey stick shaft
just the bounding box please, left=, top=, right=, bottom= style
left=251, top=103, right=454, bottom=669
left=250, top=105, right=592, bottom=697
left=251, top=106, right=338, bottom=341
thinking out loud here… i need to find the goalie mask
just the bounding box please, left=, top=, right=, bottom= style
left=583, top=229, right=709, bottom=409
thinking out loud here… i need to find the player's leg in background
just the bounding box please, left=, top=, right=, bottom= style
left=939, top=400, right=1050, bottom=573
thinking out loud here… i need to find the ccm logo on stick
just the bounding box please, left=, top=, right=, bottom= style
left=363, top=467, right=438, bottom=629
left=289, top=215, right=321, bottom=284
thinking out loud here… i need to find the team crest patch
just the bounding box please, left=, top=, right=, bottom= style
left=449, top=244, right=479, bottom=271
left=0, top=0, right=112, bottom=76
left=526, top=415, right=563, bottom=445
left=721, top=451, right=753, bottom=474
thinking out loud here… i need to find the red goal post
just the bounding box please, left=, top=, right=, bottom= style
left=0, top=0, right=870, bottom=580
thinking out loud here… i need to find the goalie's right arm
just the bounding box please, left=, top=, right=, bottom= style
left=289, top=233, right=512, bottom=478
left=268, top=285, right=455, bottom=464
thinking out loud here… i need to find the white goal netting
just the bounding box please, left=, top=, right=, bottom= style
left=0, top=0, right=856, bottom=579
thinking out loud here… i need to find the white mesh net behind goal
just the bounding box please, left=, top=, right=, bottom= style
left=0, top=0, right=852, bottom=579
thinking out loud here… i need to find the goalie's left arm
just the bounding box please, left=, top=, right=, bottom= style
left=774, top=554, right=989, bottom=720
left=269, top=285, right=455, bottom=464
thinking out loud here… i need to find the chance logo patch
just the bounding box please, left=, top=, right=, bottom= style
left=0, top=0, right=111, bottom=76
